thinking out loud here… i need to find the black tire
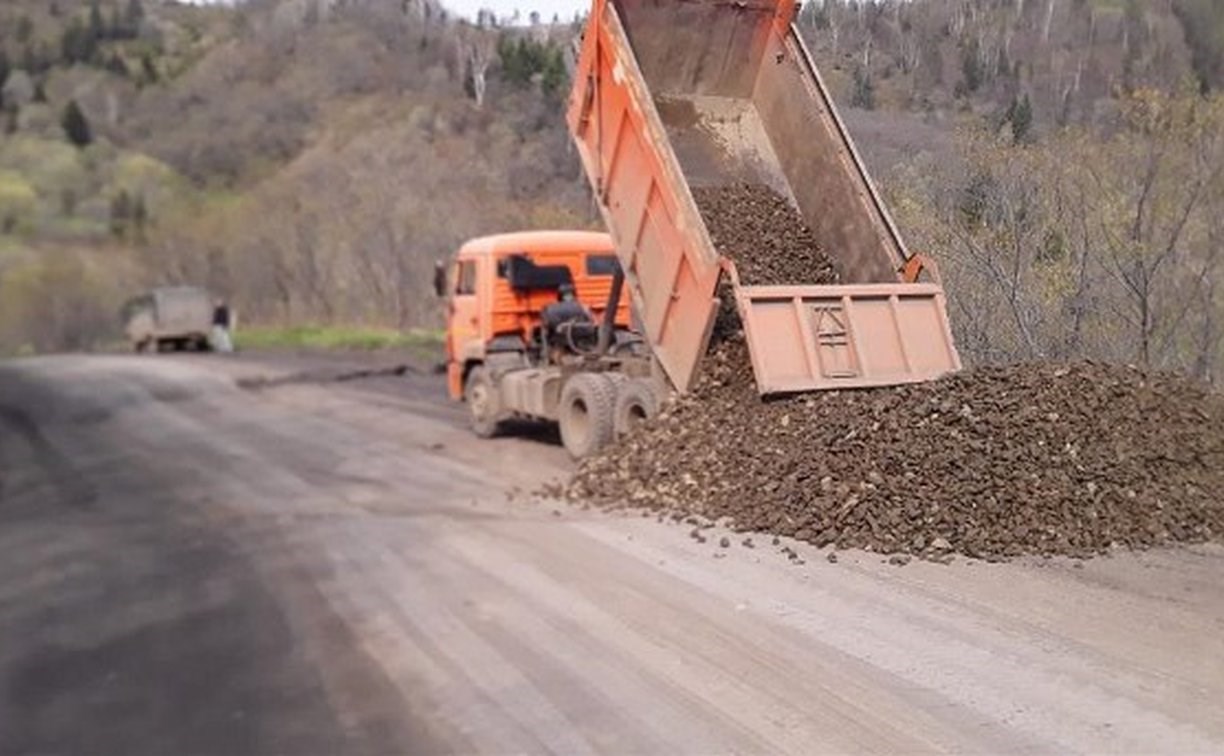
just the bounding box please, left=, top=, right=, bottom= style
left=134, top=339, right=150, bottom=354
left=558, top=373, right=618, bottom=459
left=464, top=365, right=503, bottom=439
left=614, top=378, right=661, bottom=438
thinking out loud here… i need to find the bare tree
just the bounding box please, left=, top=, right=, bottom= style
left=457, top=21, right=496, bottom=107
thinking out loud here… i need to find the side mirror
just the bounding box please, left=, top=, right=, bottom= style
left=433, top=260, right=448, bottom=298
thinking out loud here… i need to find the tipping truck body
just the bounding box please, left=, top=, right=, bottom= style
left=567, top=0, right=961, bottom=395
left=443, top=0, right=960, bottom=458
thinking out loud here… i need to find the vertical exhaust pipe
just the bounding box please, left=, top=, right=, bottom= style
left=597, top=267, right=625, bottom=356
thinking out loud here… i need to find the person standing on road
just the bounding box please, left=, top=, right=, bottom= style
left=211, top=299, right=233, bottom=353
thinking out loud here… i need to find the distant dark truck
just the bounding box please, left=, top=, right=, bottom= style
left=122, top=286, right=217, bottom=353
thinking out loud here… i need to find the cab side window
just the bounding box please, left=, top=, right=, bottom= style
left=455, top=260, right=477, bottom=295
left=586, top=255, right=620, bottom=276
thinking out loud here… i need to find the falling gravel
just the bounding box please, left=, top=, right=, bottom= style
left=692, top=184, right=839, bottom=285
left=567, top=332, right=1224, bottom=561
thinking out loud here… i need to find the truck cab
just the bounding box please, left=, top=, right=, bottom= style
left=441, top=230, right=632, bottom=403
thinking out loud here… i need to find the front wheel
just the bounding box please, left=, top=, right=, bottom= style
left=464, top=366, right=504, bottom=439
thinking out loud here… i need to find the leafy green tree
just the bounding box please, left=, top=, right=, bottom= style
left=498, top=34, right=531, bottom=86
left=499, top=34, right=566, bottom=95
left=541, top=47, right=566, bottom=97
left=61, top=100, right=93, bottom=147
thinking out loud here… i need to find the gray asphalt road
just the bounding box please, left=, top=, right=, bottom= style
left=2, top=354, right=1223, bottom=755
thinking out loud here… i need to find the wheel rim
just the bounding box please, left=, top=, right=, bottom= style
left=469, top=382, right=490, bottom=422
left=625, top=402, right=649, bottom=431
left=568, top=397, right=590, bottom=446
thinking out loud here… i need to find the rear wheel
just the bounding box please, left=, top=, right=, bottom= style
left=614, top=378, right=660, bottom=438
left=558, top=373, right=618, bottom=459
left=464, top=366, right=503, bottom=439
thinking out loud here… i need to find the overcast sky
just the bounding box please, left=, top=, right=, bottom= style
left=180, top=0, right=592, bottom=23
left=441, top=0, right=590, bottom=22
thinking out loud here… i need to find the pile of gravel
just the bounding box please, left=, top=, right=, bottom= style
left=692, top=184, right=839, bottom=286
left=563, top=183, right=1224, bottom=561
left=566, top=332, right=1224, bottom=560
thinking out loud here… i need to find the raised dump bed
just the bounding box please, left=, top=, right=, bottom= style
left=567, top=0, right=960, bottom=394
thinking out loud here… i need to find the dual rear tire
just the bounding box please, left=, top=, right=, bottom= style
left=612, top=379, right=659, bottom=439
left=559, top=374, right=660, bottom=459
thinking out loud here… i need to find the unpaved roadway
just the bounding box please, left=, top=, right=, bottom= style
left=1, top=353, right=1223, bottom=755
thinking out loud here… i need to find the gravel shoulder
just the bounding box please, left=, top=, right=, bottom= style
left=1, top=352, right=1222, bottom=753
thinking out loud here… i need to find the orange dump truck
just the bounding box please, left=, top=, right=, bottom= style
left=442, top=0, right=960, bottom=457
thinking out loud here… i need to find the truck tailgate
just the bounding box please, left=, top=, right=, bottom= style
left=735, top=282, right=961, bottom=395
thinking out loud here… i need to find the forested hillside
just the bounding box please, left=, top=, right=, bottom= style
left=0, top=0, right=586, bottom=349
left=1, top=0, right=1223, bottom=381
left=802, top=0, right=1224, bottom=131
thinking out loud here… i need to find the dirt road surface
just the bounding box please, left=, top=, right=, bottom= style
left=2, top=353, right=1223, bottom=754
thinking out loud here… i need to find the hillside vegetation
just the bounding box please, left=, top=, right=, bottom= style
left=802, top=0, right=1224, bottom=128
left=1, top=0, right=1223, bottom=381
left=0, top=0, right=588, bottom=349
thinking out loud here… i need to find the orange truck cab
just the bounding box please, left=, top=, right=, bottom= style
left=441, top=230, right=632, bottom=403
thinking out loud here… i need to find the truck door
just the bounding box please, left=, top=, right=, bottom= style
left=446, top=258, right=481, bottom=399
